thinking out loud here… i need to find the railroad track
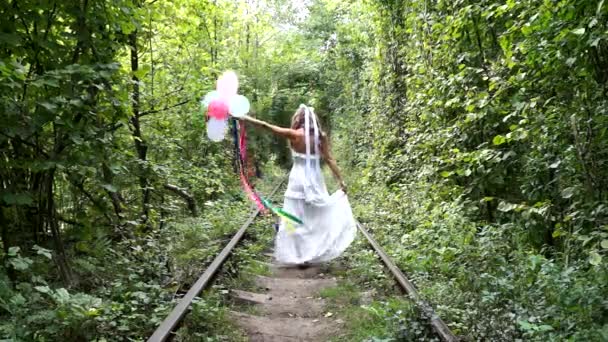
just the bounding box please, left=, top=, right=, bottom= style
left=148, top=178, right=457, bottom=342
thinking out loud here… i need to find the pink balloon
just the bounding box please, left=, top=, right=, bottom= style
left=216, top=70, right=239, bottom=100
left=207, top=99, right=229, bottom=120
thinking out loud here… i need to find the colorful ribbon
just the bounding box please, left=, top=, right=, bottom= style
left=240, top=170, right=265, bottom=212
left=232, top=119, right=303, bottom=225
left=261, top=198, right=304, bottom=225
left=233, top=119, right=266, bottom=213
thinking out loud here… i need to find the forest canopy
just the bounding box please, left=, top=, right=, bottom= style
left=1, top=0, right=607, bottom=340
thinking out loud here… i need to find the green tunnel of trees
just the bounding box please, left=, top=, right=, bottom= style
left=1, top=0, right=607, bottom=340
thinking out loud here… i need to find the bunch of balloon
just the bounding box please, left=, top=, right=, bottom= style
left=199, top=71, right=251, bottom=142
left=198, top=71, right=304, bottom=226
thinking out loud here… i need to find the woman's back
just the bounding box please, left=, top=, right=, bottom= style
left=241, top=105, right=345, bottom=193
left=289, top=128, right=323, bottom=156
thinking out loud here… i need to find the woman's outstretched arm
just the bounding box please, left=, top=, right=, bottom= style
left=242, top=115, right=298, bottom=140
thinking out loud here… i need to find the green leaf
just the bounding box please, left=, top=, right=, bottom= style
left=102, top=184, right=118, bottom=192
left=8, top=247, right=20, bottom=256
left=54, top=288, right=70, bottom=303
left=517, top=319, right=534, bottom=331
left=10, top=294, right=26, bottom=306
left=119, top=20, right=136, bottom=35
left=0, top=33, right=21, bottom=46
left=133, top=65, right=151, bottom=79
left=566, top=57, right=576, bottom=66
left=86, top=308, right=100, bottom=317
left=10, top=257, right=33, bottom=271
left=33, top=245, right=53, bottom=260
left=38, top=101, right=57, bottom=111
left=572, top=28, right=585, bottom=35
left=601, top=240, right=608, bottom=249
left=589, top=251, right=602, bottom=266
left=463, top=169, right=472, bottom=176
left=497, top=201, right=518, bottom=212
left=35, top=286, right=52, bottom=294
left=2, top=192, right=33, bottom=205
left=440, top=171, right=452, bottom=178
left=561, top=187, right=575, bottom=199
left=492, top=135, right=506, bottom=145
left=549, top=160, right=561, bottom=169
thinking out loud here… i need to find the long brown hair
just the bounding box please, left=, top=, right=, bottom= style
left=290, top=106, right=328, bottom=154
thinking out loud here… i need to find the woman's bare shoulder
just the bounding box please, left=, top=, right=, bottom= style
left=291, top=130, right=312, bottom=151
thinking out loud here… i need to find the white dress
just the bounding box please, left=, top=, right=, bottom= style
left=274, top=150, right=357, bottom=264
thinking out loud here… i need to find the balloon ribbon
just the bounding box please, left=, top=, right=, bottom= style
left=233, top=119, right=303, bottom=225
left=261, top=198, right=303, bottom=225
left=233, top=119, right=266, bottom=213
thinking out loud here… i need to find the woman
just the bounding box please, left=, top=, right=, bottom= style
left=240, top=104, right=357, bottom=265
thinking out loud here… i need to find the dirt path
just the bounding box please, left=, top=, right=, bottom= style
left=230, top=256, right=344, bottom=341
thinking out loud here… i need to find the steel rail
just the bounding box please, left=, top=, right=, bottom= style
left=356, top=221, right=458, bottom=342
left=148, top=178, right=286, bottom=342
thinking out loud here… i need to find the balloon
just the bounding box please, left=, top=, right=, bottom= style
left=200, top=71, right=251, bottom=142
left=201, top=91, right=220, bottom=109
left=217, top=70, right=239, bottom=99
left=207, top=99, right=229, bottom=120
left=207, top=117, right=227, bottom=142
left=228, top=95, right=250, bottom=118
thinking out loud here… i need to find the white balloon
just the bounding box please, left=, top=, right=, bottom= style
left=207, top=118, right=227, bottom=142
left=201, top=91, right=220, bottom=109
left=229, top=95, right=250, bottom=118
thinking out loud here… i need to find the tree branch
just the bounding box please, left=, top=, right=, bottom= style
left=0, top=132, right=49, bottom=158
left=67, top=178, right=113, bottom=224
left=57, top=215, right=84, bottom=227
left=164, top=184, right=198, bottom=216
left=139, top=99, right=191, bottom=117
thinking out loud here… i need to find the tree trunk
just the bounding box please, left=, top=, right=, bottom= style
left=129, top=29, right=152, bottom=226
left=46, top=169, right=73, bottom=286
left=212, top=0, right=218, bottom=66
left=0, top=204, right=17, bottom=285
left=102, top=163, right=124, bottom=220
left=164, top=184, right=198, bottom=216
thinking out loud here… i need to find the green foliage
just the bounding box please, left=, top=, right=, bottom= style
left=0, top=193, right=262, bottom=340
left=324, top=295, right=437, bottom=342
left=0, top=0, right=304, bottom=339
left=302, top=0, right=608, bottom=340
left=174, top=293, right=247, bottom=342
left=3, top=0, right=607, bottom=340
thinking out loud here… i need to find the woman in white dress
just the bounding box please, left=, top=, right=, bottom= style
left=241, top=104, right=357, bottom=265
